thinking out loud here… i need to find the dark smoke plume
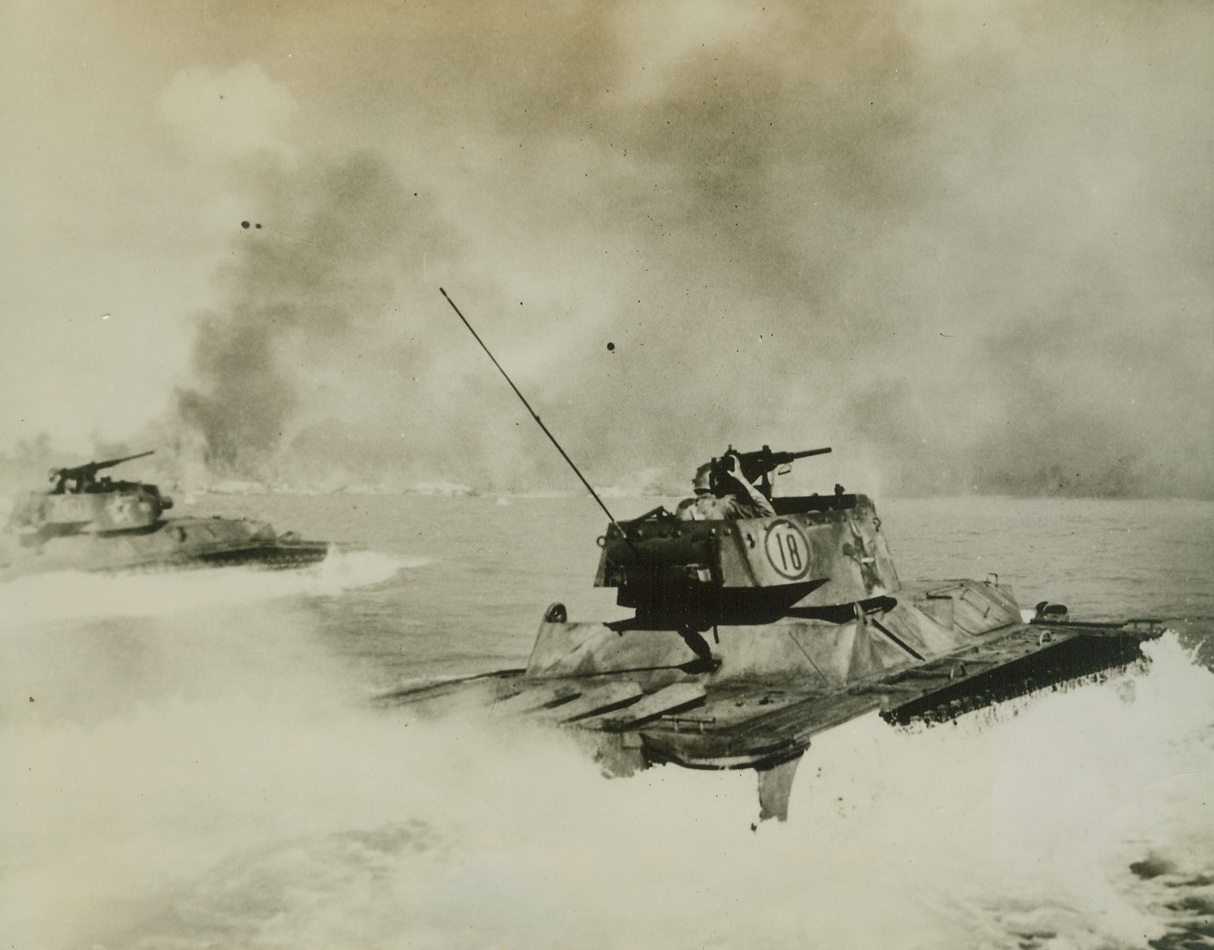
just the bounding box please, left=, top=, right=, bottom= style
left=167, top=1, right=1210, bottom=497
left=173, top=153, right=465, bottom=485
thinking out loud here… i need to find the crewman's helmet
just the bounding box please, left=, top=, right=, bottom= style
left=692, top=462, right=713, bottom=494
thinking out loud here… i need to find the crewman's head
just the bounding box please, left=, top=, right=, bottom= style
left=692, top=462, right=713, bottom=495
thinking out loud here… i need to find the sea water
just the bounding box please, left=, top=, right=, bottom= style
left=1, top=494, right=1211, bottom=949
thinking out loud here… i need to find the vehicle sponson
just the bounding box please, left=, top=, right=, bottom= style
left=521, top=576, right=1152, bottom=766
left=389, top=583, right=1160, bottom=820
left=0, top=515, right=330, bottom=578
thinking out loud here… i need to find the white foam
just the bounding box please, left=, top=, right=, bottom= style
left=0, top=549, right=428, bottom=624
left=1, top=618, right=1208, bottom=950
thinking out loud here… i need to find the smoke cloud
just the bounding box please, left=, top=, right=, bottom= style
left=154, top=0, right=1210, bottom=497
left=173, top=153, right=457, bottom=482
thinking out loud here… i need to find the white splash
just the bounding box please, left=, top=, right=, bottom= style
left=0, top=615, right=1208, bottom=950
left=0, top=549, right=428, bottom=625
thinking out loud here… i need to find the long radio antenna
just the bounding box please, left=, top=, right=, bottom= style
left=439, top=288, right=621, bottom=528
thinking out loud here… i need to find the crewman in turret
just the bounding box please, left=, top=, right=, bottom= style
left=676, top=450, right=776, bottom=521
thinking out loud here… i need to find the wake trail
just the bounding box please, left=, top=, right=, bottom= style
left=0, top=548, right=430, bottom=625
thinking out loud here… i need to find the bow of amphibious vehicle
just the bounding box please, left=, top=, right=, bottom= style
left=1, top=451, right=331, bottom=579
left=384, top=448, right=1163, bottom=822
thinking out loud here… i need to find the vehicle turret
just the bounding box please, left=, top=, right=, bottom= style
left=594, top=446, right=895, bottom=626
left=48, top=449, right=156, bottom=494
left=9, top=450, right=172, bottom=536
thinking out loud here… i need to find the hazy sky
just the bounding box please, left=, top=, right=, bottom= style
left=2, top=0, right=1210, bottom=496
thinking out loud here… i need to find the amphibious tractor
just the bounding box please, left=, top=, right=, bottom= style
left=385, top=444, right=1161, bottom=822
left=3, top=451, right=329, bottom=579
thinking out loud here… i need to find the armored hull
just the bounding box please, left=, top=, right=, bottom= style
left=385, top=449, right=1162, bottom=822
left=2, top=452, right=329, bottom=580
left=0, top=514, right=330, bottom=580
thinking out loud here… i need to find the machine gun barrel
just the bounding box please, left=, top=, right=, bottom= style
left=767, top=446, right=832, bottom=466
left=725, top=445, right=830, bottom=483
left=711, top=445, right=831, bottom=497
left=57, top=450, right=154, bottom=479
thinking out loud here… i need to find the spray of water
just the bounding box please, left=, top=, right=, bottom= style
left=0, top=550, right=424, bottom=625
left=1, top=586, right=1210, bottom=950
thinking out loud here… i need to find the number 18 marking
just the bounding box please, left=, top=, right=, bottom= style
left=764, top=520, right=810, bottom=580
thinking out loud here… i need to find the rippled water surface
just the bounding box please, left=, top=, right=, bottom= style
left=2, top=494, right=1212, bottom=949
